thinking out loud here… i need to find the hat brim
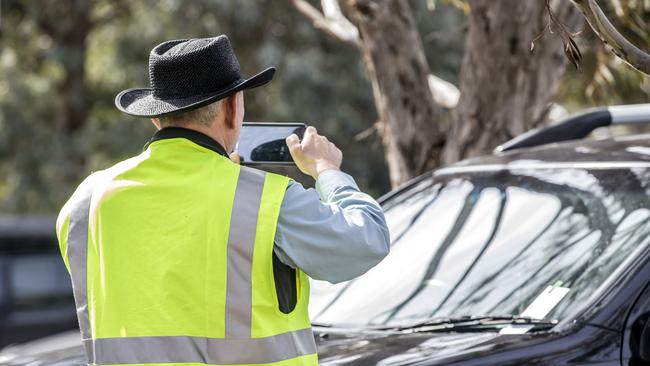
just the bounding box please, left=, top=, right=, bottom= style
left=115, top=67, right=275, bottom=118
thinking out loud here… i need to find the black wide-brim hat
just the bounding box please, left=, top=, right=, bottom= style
left=115, top=35, right=275, bottom=118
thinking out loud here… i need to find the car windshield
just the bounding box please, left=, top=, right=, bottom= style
left=310, top=165, right=650, bottom=327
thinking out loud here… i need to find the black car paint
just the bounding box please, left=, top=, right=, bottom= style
left=2, top=135, right=650, bottom=365
left=315, top=324, right=622, bottom=365
left=623, top=275, right=650, bottom=364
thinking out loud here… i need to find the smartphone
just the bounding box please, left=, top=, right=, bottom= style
left=237, top=122, right=306, bottom=165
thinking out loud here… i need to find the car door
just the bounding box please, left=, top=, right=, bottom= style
left=622, top=279, right=650, bottom=365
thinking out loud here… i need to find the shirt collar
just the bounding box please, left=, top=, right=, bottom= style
left=145, top=127, right=229, bottom=157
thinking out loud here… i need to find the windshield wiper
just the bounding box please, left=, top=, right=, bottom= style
left=379, top=315, right=558, bottom=333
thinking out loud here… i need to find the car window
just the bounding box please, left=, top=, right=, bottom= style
left=7, top=253, right=72, bottom=309
left=310, top=167, right=650, bottom=327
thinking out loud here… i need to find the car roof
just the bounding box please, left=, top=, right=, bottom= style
left=454, top=133, right=650, bottom=168
left=0, top=215, right=56, bottom=239
left=379, top=134, right=650, bottom=202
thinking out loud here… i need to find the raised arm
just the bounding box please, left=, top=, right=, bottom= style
left=275, top=127, right=390, bottom=283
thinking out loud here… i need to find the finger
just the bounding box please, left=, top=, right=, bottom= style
left=229, top=152, right=241, bottom=164
left=286, top=134, right=302, bottom=153
left=303, top=126, right=317, bottom=146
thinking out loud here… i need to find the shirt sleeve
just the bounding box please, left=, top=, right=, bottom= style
left=273, top=170, right=390, bottom=284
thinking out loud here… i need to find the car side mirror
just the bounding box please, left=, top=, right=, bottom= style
left=641, top=320, right=650, bottom=361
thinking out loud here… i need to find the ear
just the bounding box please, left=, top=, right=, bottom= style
left=151, top=118, right=162, bottom=130
left=224, top=95, right=238, bottom=130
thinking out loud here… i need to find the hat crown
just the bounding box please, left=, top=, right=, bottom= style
left=148, top=36, right=243, bottom=99
left=115, top=34, right=275, bottom=118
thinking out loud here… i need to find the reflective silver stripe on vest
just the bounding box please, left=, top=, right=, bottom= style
left=85, top=328, right=316, bottom=365
left=225, top=167, right=266, bottom=338
left=66, top=166, right=316, bottom=365
left=66, top=181, right=96, bottom=341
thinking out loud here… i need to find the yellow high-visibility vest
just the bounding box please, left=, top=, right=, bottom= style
left=56, top=136, right=317, bottom=365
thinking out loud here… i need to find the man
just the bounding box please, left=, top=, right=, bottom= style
left=56, top=35, right=389, bottom=366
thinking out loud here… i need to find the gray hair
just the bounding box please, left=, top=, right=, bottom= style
left=158, top=100, right=223, bottom=128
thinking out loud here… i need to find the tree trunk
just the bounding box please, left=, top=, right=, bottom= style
left=346, top=0, right=448, bottom=187
left=339, top=0, right=582, bottom=187
left=441, top=0, right=582, bottom=164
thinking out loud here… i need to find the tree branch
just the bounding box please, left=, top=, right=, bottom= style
left=428, top=74, right=460, bottom=109
left=609, top=0, right=625, bottom=17
left=570, top=0, right=650, bottom=75
left=291, top=0, right=361, bottom=48
left=292, top=0, right=459, bottom=110
left=321, top=0, right=359, bottom=38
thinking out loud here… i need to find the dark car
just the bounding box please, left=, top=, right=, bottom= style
left=2, top=105, right=650, bottom=365
left=0, top=216, right=77, bottom=349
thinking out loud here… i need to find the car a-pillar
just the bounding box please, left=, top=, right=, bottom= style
left=641, top=319, right=650, bottom=362
left=623, top=276, right=650, bottom=365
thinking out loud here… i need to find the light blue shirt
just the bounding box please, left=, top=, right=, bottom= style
left=273, top=170, right=390, bottom=284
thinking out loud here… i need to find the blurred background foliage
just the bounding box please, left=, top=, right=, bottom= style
left=0, top=0, right=647, bottom=214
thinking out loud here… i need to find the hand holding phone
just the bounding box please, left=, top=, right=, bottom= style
left=236, top=123, right=342, bottom=182
left=286, top=126, right=342, bottom=179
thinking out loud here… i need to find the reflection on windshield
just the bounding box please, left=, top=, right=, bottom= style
left=310, top=167, right=650, bottom=327
left=250, top=139, right=292, bottom=162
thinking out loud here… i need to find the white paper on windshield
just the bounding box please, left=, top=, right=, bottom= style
left=520, top=285, right=570, bottom=319
left=499, top=324, right=535, bottom=335
left=499, top=284, right=570, bottom=335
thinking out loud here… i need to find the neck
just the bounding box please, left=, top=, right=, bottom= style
left=169, top=123, right=232, bottom=153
